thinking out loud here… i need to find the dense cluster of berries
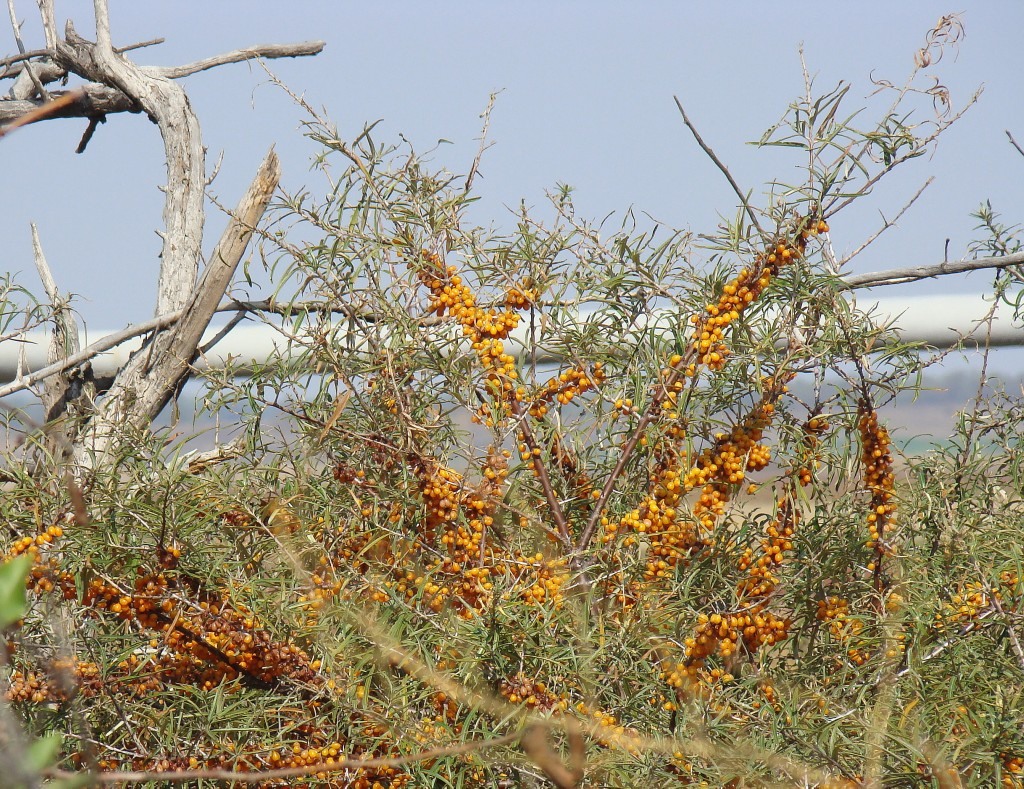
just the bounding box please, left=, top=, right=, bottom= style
left=934, top=580, right=1000, bottom=632
left=7, top=659, right=100, bottom=703
left=414, top=248, right=520, bottom=392
left=528, top=364, right=605, bottom=418
left=605, top=381, right=788, bottom=585
left=413, top=457, right=465, bottom=546
left=684, top=388, right=784, bottom=531
left=88, top=744, right=411, bottom=789
left=519, top=553, right=570, bottom=608
left=663, top=607, right=791, bottom=696
left=78, top=551, right=319, bottom=691
left=263, top=742, right=411, bottom=788
left=1003, top=753, right=1024, bottom=788
left=737, top=495, right=797, bottom=600
left=331, top=441, right=577, bottom=619
left=816, top=596, right=875, bottom=666
left=858, top=406, right=895, bottom=552
left=7, top=522, right=65, bottom=558
left=683, top=220, right=828, bottom=373
left=504, top=282, right=539, bottom=310
left=4, top=520, right=77, bottom=600
left=499, top=672, right=569, bottom=712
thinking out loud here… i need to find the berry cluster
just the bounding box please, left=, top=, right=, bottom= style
left=6, top=659, right=100, bottom=704
left=79, top=551, right=319, bottom=691
left=816, top=596, right=871, bottom=667
left=684, top=220, right=829, bottom=373
left=414, top=248, right=520, bottom=391
left=504, top=282, right=539, bottom=310
left=934, top=580, right=1000, bottom=632
left=858, top=406, right=895, bottom=554
left=737, top=494, right=797, bottom=600
left=1003, top=753, right=1024, bottom=788
left=499, top=671, right=569, bottom=712
left=528, top=363, right=605, bottom=418
left=605, top=379, right=789, bottom=584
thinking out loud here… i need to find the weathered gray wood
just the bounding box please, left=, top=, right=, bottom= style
left=0, top=85, right=136, bottom=123
left=56, top=16, right=205, bottom=319
left=30, top=223, right=82, bottom=460
left=0, top=0, right=308, bottom=475
left=73, top=149, right=281, bottom=471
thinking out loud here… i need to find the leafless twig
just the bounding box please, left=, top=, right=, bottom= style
left=674, top=95, right=764, bottom=236
left=5, top=0, right=49, bottom=99
left=151, top=40, right=324, bottom=80
left=1006, top=129, right=1024, bottom=159
left=464, top=90, right=499, bottom=195
left=841, top=250, right=1024, bottom=289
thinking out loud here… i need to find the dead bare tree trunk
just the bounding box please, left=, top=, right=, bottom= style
left=0, top=0, right=322, bottom=477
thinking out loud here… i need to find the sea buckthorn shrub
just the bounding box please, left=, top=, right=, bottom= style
left=2, top=15, right=1023, bottom=787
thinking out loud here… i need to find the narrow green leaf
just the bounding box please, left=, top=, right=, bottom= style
left=0, top=555, right=32, bottom=629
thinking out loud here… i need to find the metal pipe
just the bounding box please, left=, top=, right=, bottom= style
left=1, top=293, right=1020, bottom=385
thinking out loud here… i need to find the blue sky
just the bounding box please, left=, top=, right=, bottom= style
left=4, top=2, right=1023, bottom=346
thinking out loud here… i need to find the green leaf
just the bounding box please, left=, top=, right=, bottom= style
left=0, top=555, right=32, bottom=629
left=25, top=733, right=60, bottom=773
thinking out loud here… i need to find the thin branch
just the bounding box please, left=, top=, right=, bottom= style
left=0, top=297, right=385, bottom=400
left=837, top=177, right=934, bottom=269
left=35, top=0, right=56, bottom=49
left=840, top=250, right=1024, bottom=289
left=6, top=0, right=49, bottom=99
left=0, top=44, right=50, bottom=69
left=0, top=37, right=163, bottom=77
left=1007, top=129, right=1024, bottom=159
left=990, top=593, right=1024, bottom=673
left=464, top=90, right=499, bottom=195
left=507, top=396, right=573, bottom=548
left=30, top=222, right=77, bottom=409
left=674, top=95, right=764, bottom=236
left=150, top=40, right=325, bottom=80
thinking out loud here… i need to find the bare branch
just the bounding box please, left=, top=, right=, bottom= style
left=30, top=223, right=80, bottom=451
left=151, top=40, right=324, bottom=79
left=1007, top=129, right=1024, bottom=159
left=6, top=0, right=49, bottom=99
left=1, top=39, right=322, bottom=127
left=0, top=37, right=163, bottom=78
left=840, top=250, right=1024, bottom=289
left=464, top=90, right=499, bottom=195
left=0, top=299, right=385, bottom=400
left=837, top=177, right=934, bottom=269
left=35, top=0, right=55, bottom=49
left=674, top=95, right=764, bottom=236
left=61, top=9, right=203, bottom=317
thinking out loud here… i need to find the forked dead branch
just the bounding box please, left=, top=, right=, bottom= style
left=0, top=0, right=322, bottom=475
